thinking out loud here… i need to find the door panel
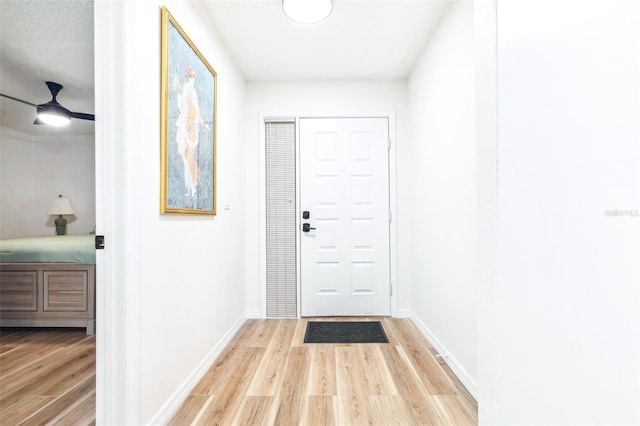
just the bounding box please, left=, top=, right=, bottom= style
left=300, top=117, right=390, bottom=316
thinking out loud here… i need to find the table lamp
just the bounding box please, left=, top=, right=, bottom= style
left=48, top=195, right=75, bottom=235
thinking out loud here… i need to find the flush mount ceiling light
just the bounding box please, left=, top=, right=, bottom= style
left=283, top=0, right=333, bottom=24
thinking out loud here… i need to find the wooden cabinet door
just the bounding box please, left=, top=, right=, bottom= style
left=0, top=271, right=38, bottom=311
left=44, top=271, right=89, bottom=312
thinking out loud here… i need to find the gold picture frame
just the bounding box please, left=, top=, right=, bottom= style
left=161, top=6, right=217, bottom=215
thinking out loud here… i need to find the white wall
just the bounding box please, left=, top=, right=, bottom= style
left=495, top=0, right=640, bottom=423
left=406, top=1, right=477, bottom=392
left=243, top=80, right=409, bottom=314
left=474, top=0, right=499, bottom=423
left=0, top=127, right=95, bottom=238
left=95, top=1, right=248, bottom=423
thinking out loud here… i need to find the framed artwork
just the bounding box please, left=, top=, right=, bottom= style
left=161, top=6, right=217, bottom=215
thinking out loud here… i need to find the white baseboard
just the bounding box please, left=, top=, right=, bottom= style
left=245, top=309, right=260, bottom=319
left=146, top=311, right=253, bottom=425
left=406, top=310, right=478, bottom=401
left=396, top=308, right=412, bottom=318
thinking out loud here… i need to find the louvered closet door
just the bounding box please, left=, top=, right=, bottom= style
left=265, top=120, right=297, bottom=317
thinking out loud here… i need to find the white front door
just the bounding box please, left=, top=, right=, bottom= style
left=300, top=117, right=390, bottom=316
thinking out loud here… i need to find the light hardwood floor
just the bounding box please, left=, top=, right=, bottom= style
left=169, top=318, right=477, bottom=426
left=0, top=319, right=477, bottom=426
left=0, top=328, right=96, bottom=426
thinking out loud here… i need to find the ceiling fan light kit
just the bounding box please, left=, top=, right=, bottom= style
left=37, top=103, right=72, bottom=126
left=35, top=81, right=74, bottom=126
left=282, top=0, right=333, bottom=24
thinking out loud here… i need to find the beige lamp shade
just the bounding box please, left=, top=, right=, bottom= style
left=48, top=195, right=75, bottom=216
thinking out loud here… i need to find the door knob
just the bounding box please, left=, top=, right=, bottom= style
left=303, top=223, right=316, bottom=232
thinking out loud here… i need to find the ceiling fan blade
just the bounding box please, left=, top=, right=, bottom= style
left=70, top=112, right=95, bottom=121
left=34, top=117, right=45, bottom=125
left=0, top=93, right=37, bottom=107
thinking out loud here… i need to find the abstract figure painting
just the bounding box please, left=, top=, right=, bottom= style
left=161, top=6, right=217, bottom=215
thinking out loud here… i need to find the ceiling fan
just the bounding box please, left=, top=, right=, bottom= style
left=0, top=81, right=95, bottom=126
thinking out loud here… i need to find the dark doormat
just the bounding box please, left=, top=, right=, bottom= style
left=304, top=321, right=389, bottom=344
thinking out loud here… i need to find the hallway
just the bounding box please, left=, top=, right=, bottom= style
left=169, top=318, right=477, bottom=425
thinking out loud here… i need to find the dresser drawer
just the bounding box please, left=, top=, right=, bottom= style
left=44, top=270, right=89, bottom=312
left=0, top=271, right=38, bottom=311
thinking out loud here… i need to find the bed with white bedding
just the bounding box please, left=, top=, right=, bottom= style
left=0, top=235, right=96, bottom=334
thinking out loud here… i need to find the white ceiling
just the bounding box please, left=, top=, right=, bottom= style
left=199, top=0, right=449, bottom=81
left=0, top=0, right=451, bottom=135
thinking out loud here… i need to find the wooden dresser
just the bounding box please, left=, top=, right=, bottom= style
left=0, top=263, right=95, bottom=335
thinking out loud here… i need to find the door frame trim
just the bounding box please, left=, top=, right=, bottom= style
left=259, top=112, right=398, bottom=318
